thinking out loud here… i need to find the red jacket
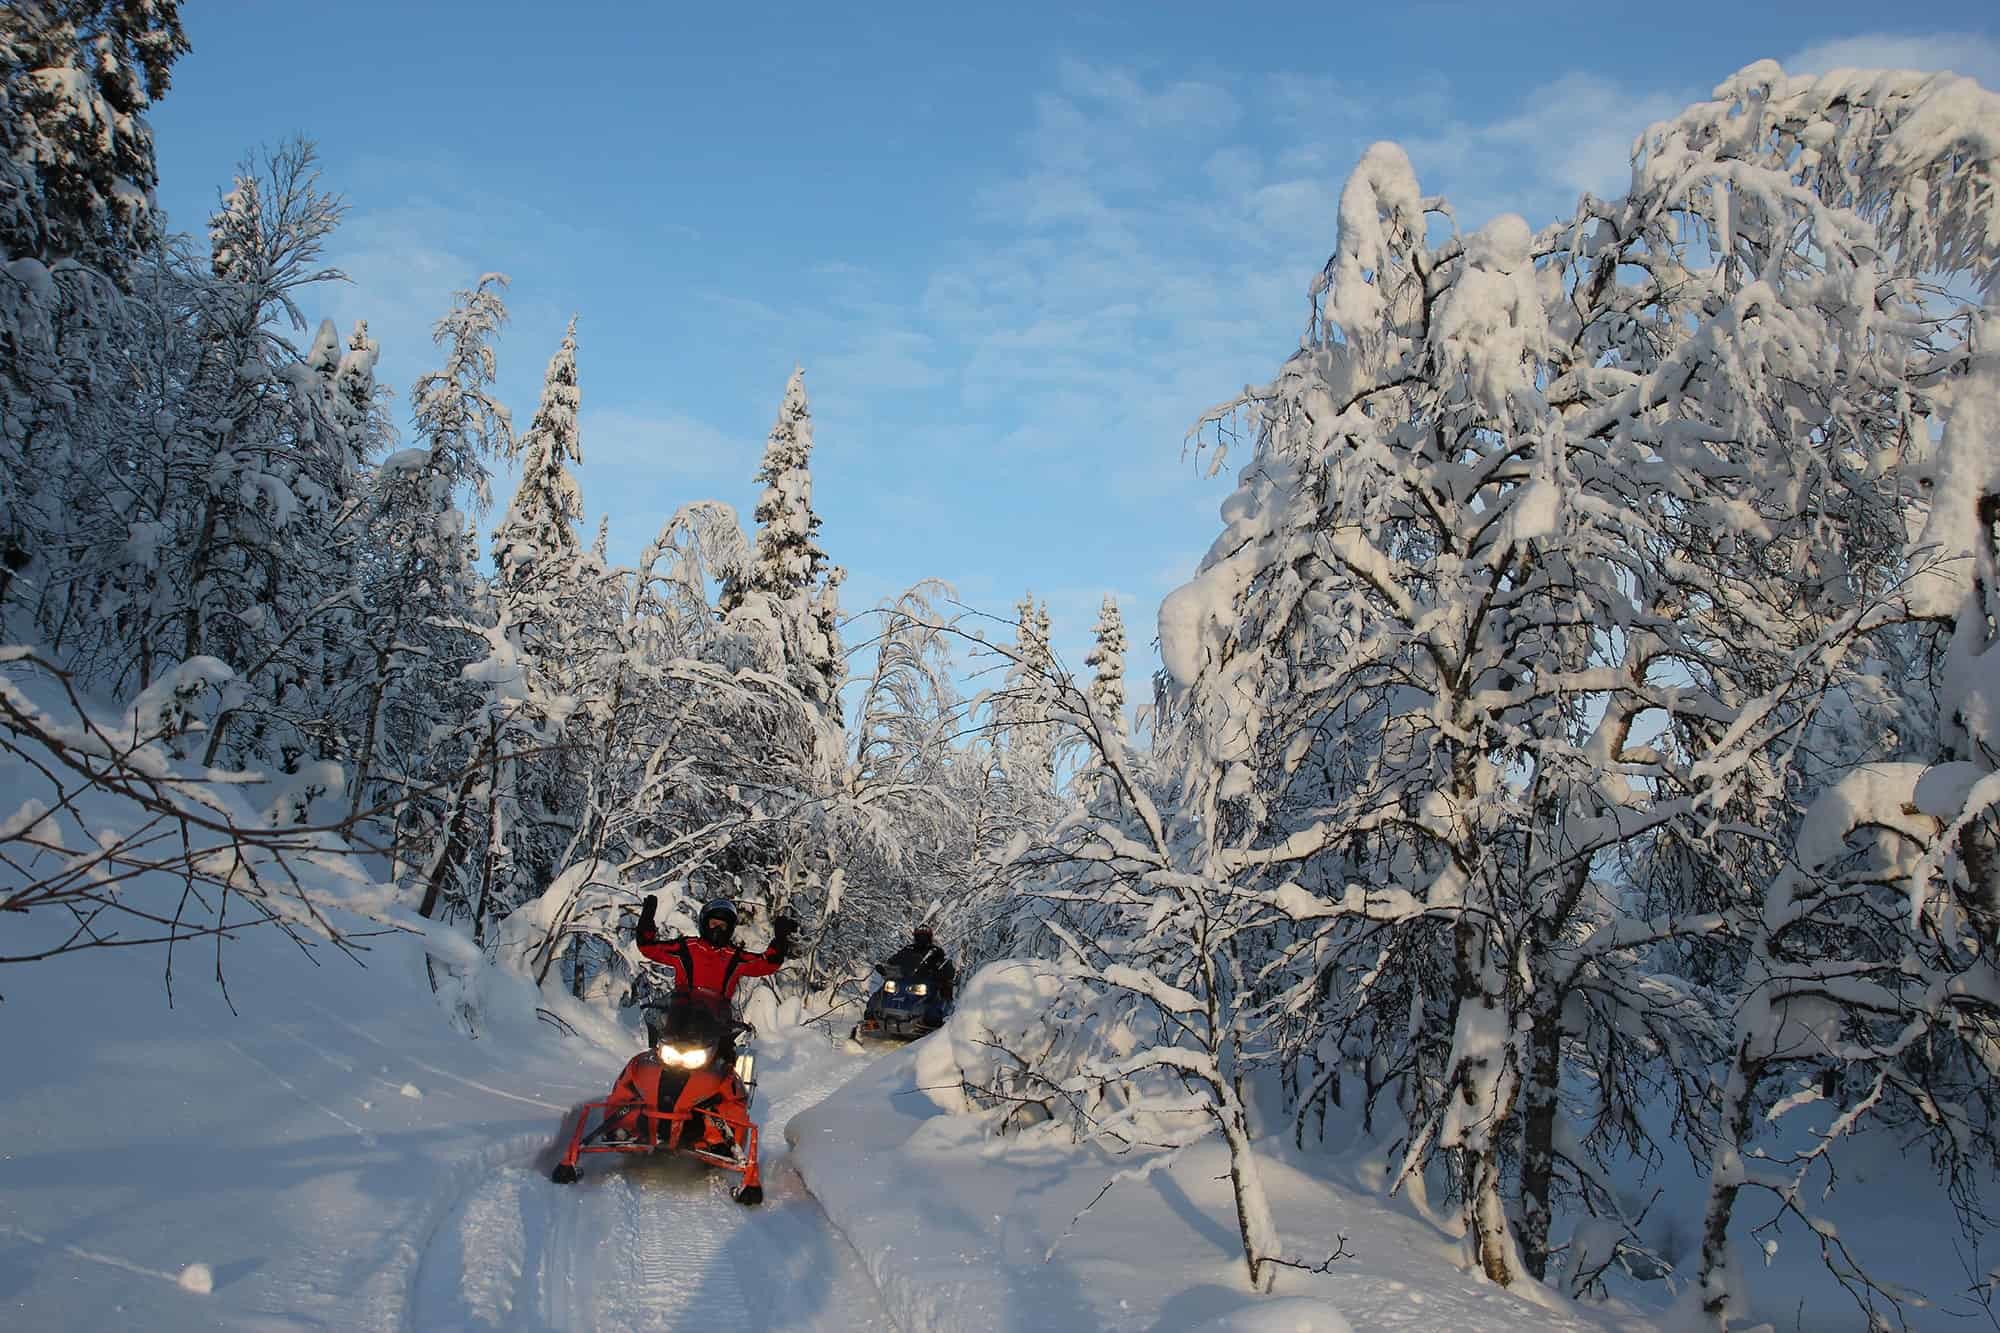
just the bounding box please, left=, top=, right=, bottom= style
left=637, top=924, right=786, bottom=1003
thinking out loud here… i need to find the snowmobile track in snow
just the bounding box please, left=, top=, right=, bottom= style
left=403, top=1040, right=894, bottom=1331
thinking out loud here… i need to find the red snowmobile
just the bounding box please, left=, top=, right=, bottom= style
left=550, top=996, right=766, bottom=1204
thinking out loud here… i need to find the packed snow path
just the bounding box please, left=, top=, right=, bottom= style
left=410, top=1049, right=892, bottom=1331
left=0, top=920, right=893, bottom=1332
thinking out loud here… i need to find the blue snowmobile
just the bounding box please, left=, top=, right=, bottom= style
left=854, top=928, right=955, bottom=1041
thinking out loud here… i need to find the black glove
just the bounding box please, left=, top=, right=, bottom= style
left=772, top=913, right=801, bottom=941
left=637, top=894, right=658, bottom=939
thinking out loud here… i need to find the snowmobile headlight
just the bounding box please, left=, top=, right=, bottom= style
left=882, top=979, right=897, bottom=993
left=910, top=983, right=928, bottom=996
left=656, top=1043, right=709, bottom=1069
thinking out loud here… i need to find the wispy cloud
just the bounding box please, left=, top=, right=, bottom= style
left=289, top=37, right=1997, bottom=710
left=580, top=408, right=762, bottom=562
left=1390, top=73, right=1691, bottom=228
left=1785, top=32, right=2000, bottom=89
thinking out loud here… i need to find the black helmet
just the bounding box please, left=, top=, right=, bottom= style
left=699, top=898, right=738, bottom=946
left=913, top=925, right=934, bottom=949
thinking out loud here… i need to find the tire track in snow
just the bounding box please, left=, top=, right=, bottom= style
left=0, top=1223, right=196, bottom=1289
left=223, top=1038, right=379, bottom=1146
left=303, top=1004, right=585, bottom=1111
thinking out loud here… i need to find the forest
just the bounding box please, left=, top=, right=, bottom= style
left=6, top=3, right=2000, bottom=1328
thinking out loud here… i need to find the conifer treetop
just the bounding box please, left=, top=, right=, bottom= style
left=723, top=366, right=830, bottom=614
left=492, top=316, right=583, bottom=584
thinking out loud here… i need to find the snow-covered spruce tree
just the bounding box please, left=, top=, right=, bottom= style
left=1080, top=593, right=1128, bottom=804
left=719, top=367, right=845, bottom=720
left=465, top=317, right=595, bottom=943
left=300, top=319, right=380, bottom=749
left=348, top=277, right=512, bottom=835
left=1, top=2, right=187, bottom=646
left=1085, top=594, right=1127, bottom=729
left=997, top=594, right=1062, bottom=790
left=0, top=0, right=189, bottom=283
left=492, top=317, right=582, bottom=592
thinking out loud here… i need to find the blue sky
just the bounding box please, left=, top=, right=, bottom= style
left=147, top=2, right=2000, bottom=714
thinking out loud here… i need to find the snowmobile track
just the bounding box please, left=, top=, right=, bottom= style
left=403, top=1038, right=892, bottom=1331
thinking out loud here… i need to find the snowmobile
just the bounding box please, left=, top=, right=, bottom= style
left=550, top=995, right=766, bottom=1204
left=854, top=960, right=951, bottom=1041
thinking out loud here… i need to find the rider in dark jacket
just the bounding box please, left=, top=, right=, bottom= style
left=880, top=925, right=955, bottom=1006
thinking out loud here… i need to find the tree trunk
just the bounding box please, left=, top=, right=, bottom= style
left=1518, top=861, right=1588, bottom=1280
left=416, top=739, right=490, bottom=919
left=1451, top=909, right=1520, bottom=1287
left=1698, top=1038, right=1762, bottom=1324
left=183, top=490, right=223, bottom=660
left=1217, top=1070, right=1278, bottom=1292
left=1468, top=1146, right=1515, bottom=1286
left=1517, top=987, right=1565, bottom=1280
left=349, top=566, right=411, bottom=821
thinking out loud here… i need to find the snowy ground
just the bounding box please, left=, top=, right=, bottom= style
left=0, top=912, right=891, bottom=1331
left=8, top=902, right=1993, bottom=1331
left=790, top=1035, right=1645, bottom=1333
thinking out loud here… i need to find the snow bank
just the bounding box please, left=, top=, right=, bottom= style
left=0, top=903, right=621, bottom=1330
left=789, top=1031, right=1625, bottom=1331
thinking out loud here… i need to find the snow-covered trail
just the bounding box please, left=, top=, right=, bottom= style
left=0, top=916, right=892, bottom=1332
left=408, top=1048, right=892, bottom=1331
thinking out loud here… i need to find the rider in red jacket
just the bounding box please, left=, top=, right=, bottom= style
left=636, top=894, right=799, bottom=1020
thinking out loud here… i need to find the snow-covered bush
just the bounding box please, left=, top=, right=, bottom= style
left=917, top=959, right=1129, bottom=1133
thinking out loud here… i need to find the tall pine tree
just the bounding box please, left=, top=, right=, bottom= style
left=721, top=367, right=844, bottom=716
left=492, top=317, right=582, bottom=590
left=471, top=316, right=594, bottom=943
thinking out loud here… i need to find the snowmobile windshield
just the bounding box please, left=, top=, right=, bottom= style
left=658, top=992, right=732, bottom=1042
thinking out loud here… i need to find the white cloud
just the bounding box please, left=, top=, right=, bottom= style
left=1393, top=73, right=1691, bottom=229
left=1053, top=56, right=1241, bottom=136
left=1479, top=73, right=1686, bottom=198
left=308, top=205, right=483, bottom=402
left=1785, top=32, right=2000, bottom=91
